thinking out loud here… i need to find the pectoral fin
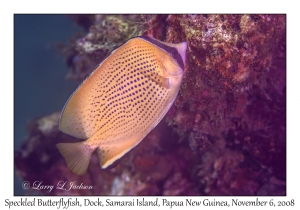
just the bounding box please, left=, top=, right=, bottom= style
left=141, top=70, right=170, bottom=89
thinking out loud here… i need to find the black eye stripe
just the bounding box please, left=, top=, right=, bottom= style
left=137, top=36, right=184, bottom=69
left=170, top=48, right=178, bottom=58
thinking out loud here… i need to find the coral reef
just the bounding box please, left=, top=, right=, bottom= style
left=60, top=15, right=144, bottom=81
left=15, top=14, right=286, bottom=195
left=15, top=113, right=197, bottom=195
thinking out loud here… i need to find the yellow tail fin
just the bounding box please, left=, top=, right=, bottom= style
left=56, top=142, right=94, bottom=175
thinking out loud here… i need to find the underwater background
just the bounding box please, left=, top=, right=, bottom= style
left=14, top=15, right=81, bottom=195
left=14, top=14, right=286, bottom=196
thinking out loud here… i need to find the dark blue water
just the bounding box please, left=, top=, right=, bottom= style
left=14, top=14, right=82, bottom=195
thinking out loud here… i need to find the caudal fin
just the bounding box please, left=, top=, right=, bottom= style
left=56, top=142, right=94, bottom=175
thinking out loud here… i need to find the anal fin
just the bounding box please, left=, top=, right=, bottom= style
left=97, top=139, right=140, bottom=169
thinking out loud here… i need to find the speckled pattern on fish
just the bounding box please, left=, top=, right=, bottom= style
left=57, top=36, right=187, bottom=175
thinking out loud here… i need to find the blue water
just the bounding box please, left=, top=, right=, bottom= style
left=14, top=14, right=82, bottom=195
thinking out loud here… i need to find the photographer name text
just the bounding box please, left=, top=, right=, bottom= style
left=22, top=181, right=92, bottom=193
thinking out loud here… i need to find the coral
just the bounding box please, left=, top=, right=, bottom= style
left=15, top=113, right=197, bottom=195
left=15, top=14, right=286, bottom=196
left=60, top=15, right=144, bottom=81
left=162, top=14, right=286, bottom=195
left=171, top=15, right=284, bottom=88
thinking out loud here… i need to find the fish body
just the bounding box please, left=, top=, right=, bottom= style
left=57, top=36, right=187, bottom=175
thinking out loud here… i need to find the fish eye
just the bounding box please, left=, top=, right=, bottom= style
left=169, top=47, right=179, bottom=59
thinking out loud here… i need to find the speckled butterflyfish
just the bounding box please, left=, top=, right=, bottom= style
left=57, top=36, right=187, bottom=175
